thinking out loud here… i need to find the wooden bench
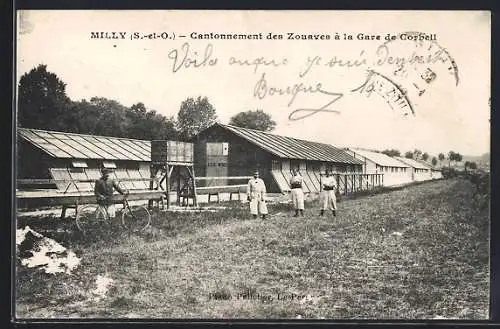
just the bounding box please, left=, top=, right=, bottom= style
left=58, top=191, right=166, bottom=219
left=196, top=185, right=247, bottom=203
left=17, top=177, right=165, bottom=219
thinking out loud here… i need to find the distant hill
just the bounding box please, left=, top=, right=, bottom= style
left=444, top=153, right=490, bottom=171
left=404, top=153, right=489, bottom=171
left=462, top=153, right=490, bottom=166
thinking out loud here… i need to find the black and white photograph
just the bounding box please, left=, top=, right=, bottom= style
left=14, top=10, right=491, bottom=320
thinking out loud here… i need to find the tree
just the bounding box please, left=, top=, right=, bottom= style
left=431, top=157, right=438, bottom=166
left=422, top=152, right=429, bottom=161
left=88, top=97, right=130, bottom=137
left=18, top=64, right=71, bottom=130
left=469, top=162, right=478, bottom=170
left=438, top=153, right=445, bottom=164
left=447, top=151, right=463, bottom=168
left=413, top=149, right=422, bottom=160
left=448, top=151, right=455, bottom=167
left=61, top=99, right=102, bottom=134
left=125, top=102, right=178, bottom=140
left=405, top=151, right=413, bottom=159
left=381, top=149, right=401, bottom=157
left=18, top=64, right=180, bottom=140
left=141, top=110, right=177, bottom=140
left=464, top=161, right=471, bottom=173
left=177, top=96, right=217, bottom=140
left=229, top=109, right=276, bottom=132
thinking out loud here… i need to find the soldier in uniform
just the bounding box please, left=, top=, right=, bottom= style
left=290, top=169, right=305, bottom=217
left=247, top=170, right=268, bottom=219
left=320, top=170, right=337, bottom=216
left=94, top=168, right=128, bottom=218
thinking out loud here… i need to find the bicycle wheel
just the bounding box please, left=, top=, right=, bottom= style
left=121, top=205, right=151, bottom=232
left=76, top=205, right=108, bottom=233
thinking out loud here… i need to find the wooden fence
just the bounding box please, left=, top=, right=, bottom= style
left=16, top=173, right=384, bottom=209
left=329, top=173, right=384, bottom=196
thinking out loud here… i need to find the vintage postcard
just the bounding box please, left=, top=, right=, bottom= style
left=14, top=10, right=491, bottom=320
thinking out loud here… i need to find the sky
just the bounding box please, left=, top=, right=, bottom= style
left=16, top=10, right=491, bottom=157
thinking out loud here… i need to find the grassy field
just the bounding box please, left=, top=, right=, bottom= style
left=15, top=178, right=489, bottom=319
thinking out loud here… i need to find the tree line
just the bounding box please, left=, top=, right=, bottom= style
left=380, top=149, right=475, bottom=170
left=17, top=64, right=277, bottom=141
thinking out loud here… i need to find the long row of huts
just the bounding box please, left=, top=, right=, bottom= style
left=16, top=123, right=442, bottom=196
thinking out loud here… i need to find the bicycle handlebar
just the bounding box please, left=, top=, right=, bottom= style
left=122, top=191, right=130, bottom=201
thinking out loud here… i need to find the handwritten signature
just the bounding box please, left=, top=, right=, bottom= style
left=254, top=70, right=414, bottom=121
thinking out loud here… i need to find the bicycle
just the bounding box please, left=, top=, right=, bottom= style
left=75, top=194, right=151, bottom=234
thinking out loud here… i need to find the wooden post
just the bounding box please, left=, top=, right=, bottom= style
left=148, top=164, right=155, bottom=209
left=60, top=206, right=67, bottom=220
left=187, top=165, right=198, bottom=207
left=74, top=200, right=79, bottom=221
left=166, top=164, right=171, bottom=209
left=344, top=175, right=347, bottom=195
left=335, top=174, right=339, bottom=195
left=176, top=166, right=181, bottom=206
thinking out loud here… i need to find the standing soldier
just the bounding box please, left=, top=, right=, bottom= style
left=247, top=170, right=268, bottom=219
left=320, top=170, right=337, bottom=216
left=290, top=169, right=305, bottom=217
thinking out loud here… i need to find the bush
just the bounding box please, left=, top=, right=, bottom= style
left=465, top=170, right=490, bottom=211
left=441, top=167, right=460, bottom=179
left=467, top=171, right=490, bottom=194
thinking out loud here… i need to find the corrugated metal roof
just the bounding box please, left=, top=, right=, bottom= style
left=347, top=148, right=410, bottom=167
left=216, top=124, right=364, bottom=165
left=415, top=159, right=442, bottom=171
left=18, top=128, right=151, bottom=161
left=395, top=157, right=432, bottom=170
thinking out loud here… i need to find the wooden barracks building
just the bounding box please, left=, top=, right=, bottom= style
left=17, top=127, right=153, bottom=193
left=17, top=125, right=439, bottom=205
left=193, top=123, right=365, bottom=193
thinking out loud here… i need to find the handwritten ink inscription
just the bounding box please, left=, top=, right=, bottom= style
left=168, top=43, right=218, bottom=73
left=229, top=57, right=288, bottom=74
left=166, top=36, right=457, bottom=121
left=253, top=73, right=343, bottom=121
